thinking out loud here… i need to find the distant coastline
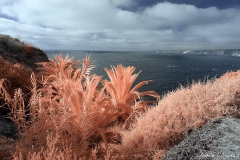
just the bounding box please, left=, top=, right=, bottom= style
left=153, top=49, right=240, bottom=56
left=43, top=49, right=240, bottom=57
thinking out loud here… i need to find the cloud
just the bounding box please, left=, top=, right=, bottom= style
left=110, top=0, right=136, bottom=8
left=0, top=1, right=240, bottom=50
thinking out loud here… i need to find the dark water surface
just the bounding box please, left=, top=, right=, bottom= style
left=44, top=50, right=240, bottom=97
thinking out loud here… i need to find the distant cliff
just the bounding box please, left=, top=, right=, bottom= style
left=183, top=49, right=240, bottom=56
left=155, top=49, right=240, bottom=56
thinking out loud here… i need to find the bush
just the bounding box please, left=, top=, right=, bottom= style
left=0, top=54, right=159, bottom=159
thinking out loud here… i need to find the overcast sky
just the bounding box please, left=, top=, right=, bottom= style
left=0, top=0, right=240, bottom=51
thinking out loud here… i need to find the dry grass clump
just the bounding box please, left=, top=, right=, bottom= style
left=119, top=71, right=240, bottom=159
left=0, top=57, right=31, bottom=94
left=0, top=54, right=159, bottom=159
left=0, top=57, right=31, bottom=115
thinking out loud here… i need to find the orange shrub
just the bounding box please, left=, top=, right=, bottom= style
left=21, top=44, right=34, bottom=54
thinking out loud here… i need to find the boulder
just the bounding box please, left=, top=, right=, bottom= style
left=163, top=117, right=240, bottom=160
left=0, top=116, right=17, bottom=139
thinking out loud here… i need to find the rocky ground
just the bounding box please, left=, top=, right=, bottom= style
left=163, top=117, right=240, bottom=160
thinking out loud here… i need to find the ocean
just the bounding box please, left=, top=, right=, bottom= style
left=44, top=50, right=240, bottom=97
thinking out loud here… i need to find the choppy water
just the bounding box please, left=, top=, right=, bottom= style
left=44, top=50, right=240, bottom=97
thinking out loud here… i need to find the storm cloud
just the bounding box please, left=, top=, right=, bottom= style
left=0, top=0, right=240, bottom=50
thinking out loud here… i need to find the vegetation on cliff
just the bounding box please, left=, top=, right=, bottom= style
left=0, top=34, right=48, bottom=115
left=0, top=34, right=48, bottom=72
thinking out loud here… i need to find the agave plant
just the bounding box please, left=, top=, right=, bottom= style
left=37, top=54, right=94, bottom=99
left=103, top=64, right=160, bottom=122
left=37, top=55, right=119, bottom=150
left=36, top=55, right=160, bottom=151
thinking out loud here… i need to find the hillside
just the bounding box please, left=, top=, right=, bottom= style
left=0, top=34, right=48, bottom=115
left=0, top=34, right=48, bottom=72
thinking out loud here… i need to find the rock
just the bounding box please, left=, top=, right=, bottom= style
left=0, top=116, right=17, bottom=139
left=163, top=117, right=240, bottom=160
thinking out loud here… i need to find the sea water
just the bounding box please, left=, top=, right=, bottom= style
left=44, top=50, right=240, bottom=97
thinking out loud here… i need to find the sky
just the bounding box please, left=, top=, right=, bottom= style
left=0, top=0, right=240, bottom=51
